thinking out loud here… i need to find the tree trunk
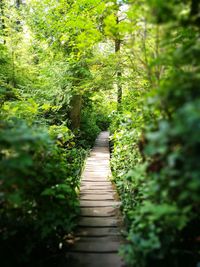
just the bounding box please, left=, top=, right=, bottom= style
left=155, top=23, right=162, bottom=84
left=16, top=0, right=22, bottom=8
left=11, top=50, right=16, bottom=87
left=190, top=0, right=200, bottom=25
left=143, top=19, right=152, bottom=86
left=69, top=95, right=82, bottom=130
left=16, top=0, right=22, bottom=30
left=115, top=16, right=122, bottom=108
left=0, top=0, right=6, bottom=44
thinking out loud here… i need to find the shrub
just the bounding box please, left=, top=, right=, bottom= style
left=79, top=108, right=101, bottom=148
left=0, top=118, right=86, bottom=266
left=110, top=21, right=200, bottom=267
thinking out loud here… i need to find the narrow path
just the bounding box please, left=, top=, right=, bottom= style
left=68, top=131, right=124, bottom=267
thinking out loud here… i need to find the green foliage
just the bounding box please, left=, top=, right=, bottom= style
left=77, top=92, right=114, bottom=147
left=0, top=118, right=86, bottom=266
left=0, top=81, right=20, bottom=106
left=49, top=124, right=74, bottom=145
left=1, top=0, right=200, bottom=266
left=0, top=1, right=106, bottom=265
left=110, top=1, right=200, bottom=266
left=79, top=108, right=101, bottom=148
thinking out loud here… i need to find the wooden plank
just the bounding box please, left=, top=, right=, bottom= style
left=81, top=207, right=118, bottom=217
left=66, top=252, right=123, bottom=267
left=80, top=200, right=121, bottom=207
left=81, top=182, right=111, bottom=186
left=69, top=237, right=121, bottom=253
left=83, top=175, right=110, bottom=178
left=81, top=180, right=110, bottom=183
left=81, top=179, right=111, bottom=183
left=83, top=170, right=109, bottom=172
left=80, top=192, right=113, bottom=196
left=80, top=190, right=115, bottom=195
left=78, top=217, right=119, bottom=227
left=76, top=227, right=120, bottom=237
left=84, top=172, right=110, bottom=174
left=71, top=131, right=123, bottom=266
left=80, top=194, right=114, bottom=200
left=81, top=180, right=111, bottom=183
left=80, top=185, right=113, bottom=190
left=82, top=175, right=110, bottom=179
left=81, top=181, right=111, bottom=184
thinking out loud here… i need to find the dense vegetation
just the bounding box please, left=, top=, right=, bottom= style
left=0, top=0, right=108, bottom=265
left=110, top=1, right=200, bottom=266
left=0, top=0, right=200, bottom=266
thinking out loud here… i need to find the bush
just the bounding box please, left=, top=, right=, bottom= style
left=96, top=112, right=111, bottom=130
left=0, top=118, right=86, bottom=266
left=79, top=108, right=101, bottom=148
left=110, top=22, right=200, bottom=267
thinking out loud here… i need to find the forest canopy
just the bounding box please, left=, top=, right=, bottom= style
left=0, top=0, right=200, bottom=266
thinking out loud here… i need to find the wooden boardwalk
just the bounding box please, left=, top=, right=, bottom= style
left=67, top=131, right=124, bottom=267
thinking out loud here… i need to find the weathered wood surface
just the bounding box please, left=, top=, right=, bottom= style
left=70, top=236, right=121, bottom=252
left=68, top=131, right=124, bottom=266
left=78, top=217, right=119, bottom=227
left=76, top=227, right=120, bottom=237
left=66, top=253, right=123, bottom=267
left=80, top=207, right=118, bottom=217
left=80, top=194, right=115, bottom=200
left=80, top=200, right=121, bottom=207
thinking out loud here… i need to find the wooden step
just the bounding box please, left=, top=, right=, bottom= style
left=81, top=206, right=119, bottom=217
left=78, top=217, right=119, bottom=227
left=76, top=227, right=121, bottom=237
left=69, top=237, right=121, bottom=253
left=71, top=132, right=123, bottom=267
left=80, top=194, right=114, bottom=200
left=81, top=181, right=111, bottom=186
left=80, top=200, right=121, bottom=207
left=80, top=185, right=114, bottom=190
left=66, top=252, right=123, bottom=267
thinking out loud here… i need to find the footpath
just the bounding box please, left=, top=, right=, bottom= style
left=67, top=131, right=124, bottom=267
